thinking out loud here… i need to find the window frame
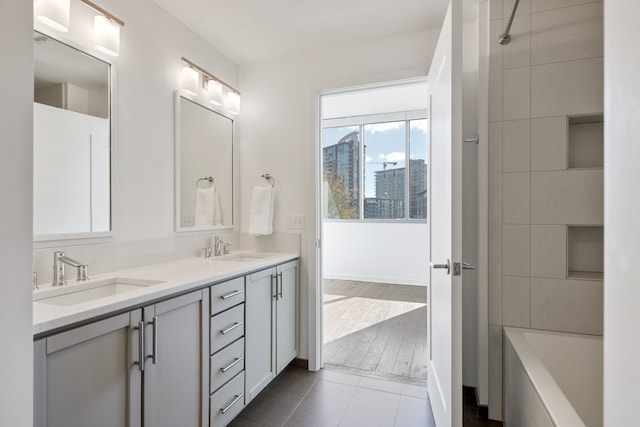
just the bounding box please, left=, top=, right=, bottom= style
left=321, top=109, right=428, bottom=223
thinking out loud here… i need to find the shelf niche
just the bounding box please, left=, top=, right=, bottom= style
left=568, top=225, right=603, bottom=280
left=568, top=114, right=603, bottom=169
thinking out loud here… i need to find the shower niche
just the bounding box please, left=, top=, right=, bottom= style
left=568, top=226, right=603, bottom=280
left=568, top=114, right=603, bottom=169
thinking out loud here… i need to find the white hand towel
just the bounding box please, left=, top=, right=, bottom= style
left=195, top=187, right=220, bottom=227
left=249, top=185, right=274, bottom=235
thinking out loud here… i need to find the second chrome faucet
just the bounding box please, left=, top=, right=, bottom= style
left=53, top=251, right=89, bottom=286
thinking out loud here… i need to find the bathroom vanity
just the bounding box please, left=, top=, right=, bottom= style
left=32, top=252, right=299, bottom=427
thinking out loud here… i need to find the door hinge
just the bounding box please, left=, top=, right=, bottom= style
left=315, top=239, right=321, bottom=249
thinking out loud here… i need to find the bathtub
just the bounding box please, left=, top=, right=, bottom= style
left=503, top=327, right=603, bottom=427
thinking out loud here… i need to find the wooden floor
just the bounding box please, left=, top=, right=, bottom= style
left=323, top=280, right=428, bottom=385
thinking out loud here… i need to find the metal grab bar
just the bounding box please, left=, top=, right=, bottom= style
left=499, top=0, right=520, bottom=45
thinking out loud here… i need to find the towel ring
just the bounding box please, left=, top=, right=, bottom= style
left=261, top=174, right=275, bottom=188
left=196, top=177, right=214, bottom=188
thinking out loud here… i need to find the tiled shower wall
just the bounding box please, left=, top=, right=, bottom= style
left=487, top=0, right=603, bottom=419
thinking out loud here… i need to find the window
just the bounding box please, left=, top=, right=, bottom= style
left=322, top=112, right=428, bottom=221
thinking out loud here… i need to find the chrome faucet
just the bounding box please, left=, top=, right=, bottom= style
left=214, top=236, right=223, bottom=257
left=53, top=251, right=89, bottom=286
left=213, top=236, right=233, bottom=257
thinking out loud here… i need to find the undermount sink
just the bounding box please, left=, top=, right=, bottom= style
left=35, top=278, right=163, bottom=307
left=218, top=254, right=270, bottom=262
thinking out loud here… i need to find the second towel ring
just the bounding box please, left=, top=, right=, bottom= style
left=197, top=177, right=214, bottom=188
left=261, top=174, right=275, bottom=188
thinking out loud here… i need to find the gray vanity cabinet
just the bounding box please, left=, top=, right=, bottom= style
left=34, top=311, right=143, bottom=427
left=142, top=289, right=209, bottom=427
left=245, top=260, right=298, bottom=403
left=34, top=288, right=209, bottom=427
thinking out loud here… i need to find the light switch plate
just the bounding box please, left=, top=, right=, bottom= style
left=287, top=214, right=305, bottom=229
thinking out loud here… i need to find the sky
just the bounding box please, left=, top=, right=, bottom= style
left=323, top=119, right=428, bottom=197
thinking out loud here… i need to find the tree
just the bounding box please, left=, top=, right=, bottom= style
left=324, top=173, right=358, bottom=219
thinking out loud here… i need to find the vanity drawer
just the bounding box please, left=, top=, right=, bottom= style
left=210, top=372, right=245, bottom=427
left=211, top=304, right=244, bottom=354
left=210, top=337, right=245, bottom=394
left=211, top=277, right=245, bottom=315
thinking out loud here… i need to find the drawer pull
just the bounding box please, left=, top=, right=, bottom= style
left=220, top=393, right=244, bottom=414
left=220, top=356, right=244, bottom=373
left=220, top=321, right=244, bottom=335
left=220, top=290, right=244, bottom=300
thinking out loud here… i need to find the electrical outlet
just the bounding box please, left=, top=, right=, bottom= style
left=287, top=214, right=305, bottom=229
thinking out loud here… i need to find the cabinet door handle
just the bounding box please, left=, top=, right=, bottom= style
left=278, top=272, right=283, bottom=298
left=220, top=290, right=244, bottom=300
left=148, top=316, right=158, bottom=364
left=271, top=274, right=277, bottom=300
left=220, top=321, right=244, bottom=335
left=220, top=356, right=244, bottom=373
left=134, top=320, right=145, bottom=372
left=220, top=393, right=244, bottom=414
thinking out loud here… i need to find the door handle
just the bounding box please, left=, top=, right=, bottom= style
left=431, top=259, right=450, bottom=275
left=134, top=321, right=145, bottom=372
left=278, top=272, right=283, bottom=299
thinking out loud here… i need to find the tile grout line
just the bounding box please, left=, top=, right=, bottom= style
left=279, top=376, right=321, bottom=427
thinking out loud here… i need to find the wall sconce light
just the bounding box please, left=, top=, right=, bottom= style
left=36, top=0, right=71, bottom=33
left=94, top=15, right=120, bottom=56
left=207, top=79, right=223, bottom=106
left=181, top=66, right=199, bottom=96
left=225, top=91, right=241, bottom=116
left=181, top=57, right=241, bottom=116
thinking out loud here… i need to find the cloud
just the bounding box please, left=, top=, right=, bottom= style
left=365, top=156, right=373, bottom=163
left=366, top=122, right=404, bottom=134
left=378, top=152, right=405, bottom=163
left=410, top=120, right=428, bottom=133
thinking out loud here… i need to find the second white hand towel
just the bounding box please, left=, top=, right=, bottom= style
left=249, top=185, right=274, bottom=235
left=195, top=186, right=217, bottom=226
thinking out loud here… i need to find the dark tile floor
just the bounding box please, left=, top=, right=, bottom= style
left=230, top=366, right=501, bottom=427
left=230, top=367, right=435, bottom=427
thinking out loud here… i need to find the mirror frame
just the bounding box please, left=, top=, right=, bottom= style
left=33, top=29, right=114, bottom=243
left=174, top=90, right=238, bottom=233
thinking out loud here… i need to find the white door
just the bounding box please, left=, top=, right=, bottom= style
left=427, top=1, right=463, bottom=427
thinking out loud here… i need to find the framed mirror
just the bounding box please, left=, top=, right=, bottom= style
left=33, top=31, right=111, bottom=240
left=175, top=92, right=235, bottom=231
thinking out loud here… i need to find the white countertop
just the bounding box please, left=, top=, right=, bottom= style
left=33, top=251, right=299, bottom=337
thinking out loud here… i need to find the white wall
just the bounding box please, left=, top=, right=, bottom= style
left=238, top=28, right=440, bottom=364
left=323, top=222, right=429, bottom=286
left=0, top=1, right=33, bottom=425
left=603, top=1, right=640, bottom=425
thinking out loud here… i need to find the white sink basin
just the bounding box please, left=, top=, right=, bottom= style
left=219, top=254, right=270, bottom=262
left=35, top=278, right=163, bottom=307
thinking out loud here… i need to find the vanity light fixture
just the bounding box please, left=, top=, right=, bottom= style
left=36, top=0, right=125, bottom=56
left=35, top=0, right=71, bottom=32
left=225, top=91, right=240, bottom=116
left=80, top=0, right=125, bottom=57
left=207, top=79, right=223, bottom=106
left=181, top=66, right=200, bottom=96
left=181, top=57, right=241, bottom=115
left=94, top=15, right=120, bottom=56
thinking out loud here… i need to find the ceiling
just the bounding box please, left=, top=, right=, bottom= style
left=150, top=0, right=450, bottom=64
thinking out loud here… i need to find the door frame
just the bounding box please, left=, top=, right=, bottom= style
left=312, top=77, right=430, bottom=371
